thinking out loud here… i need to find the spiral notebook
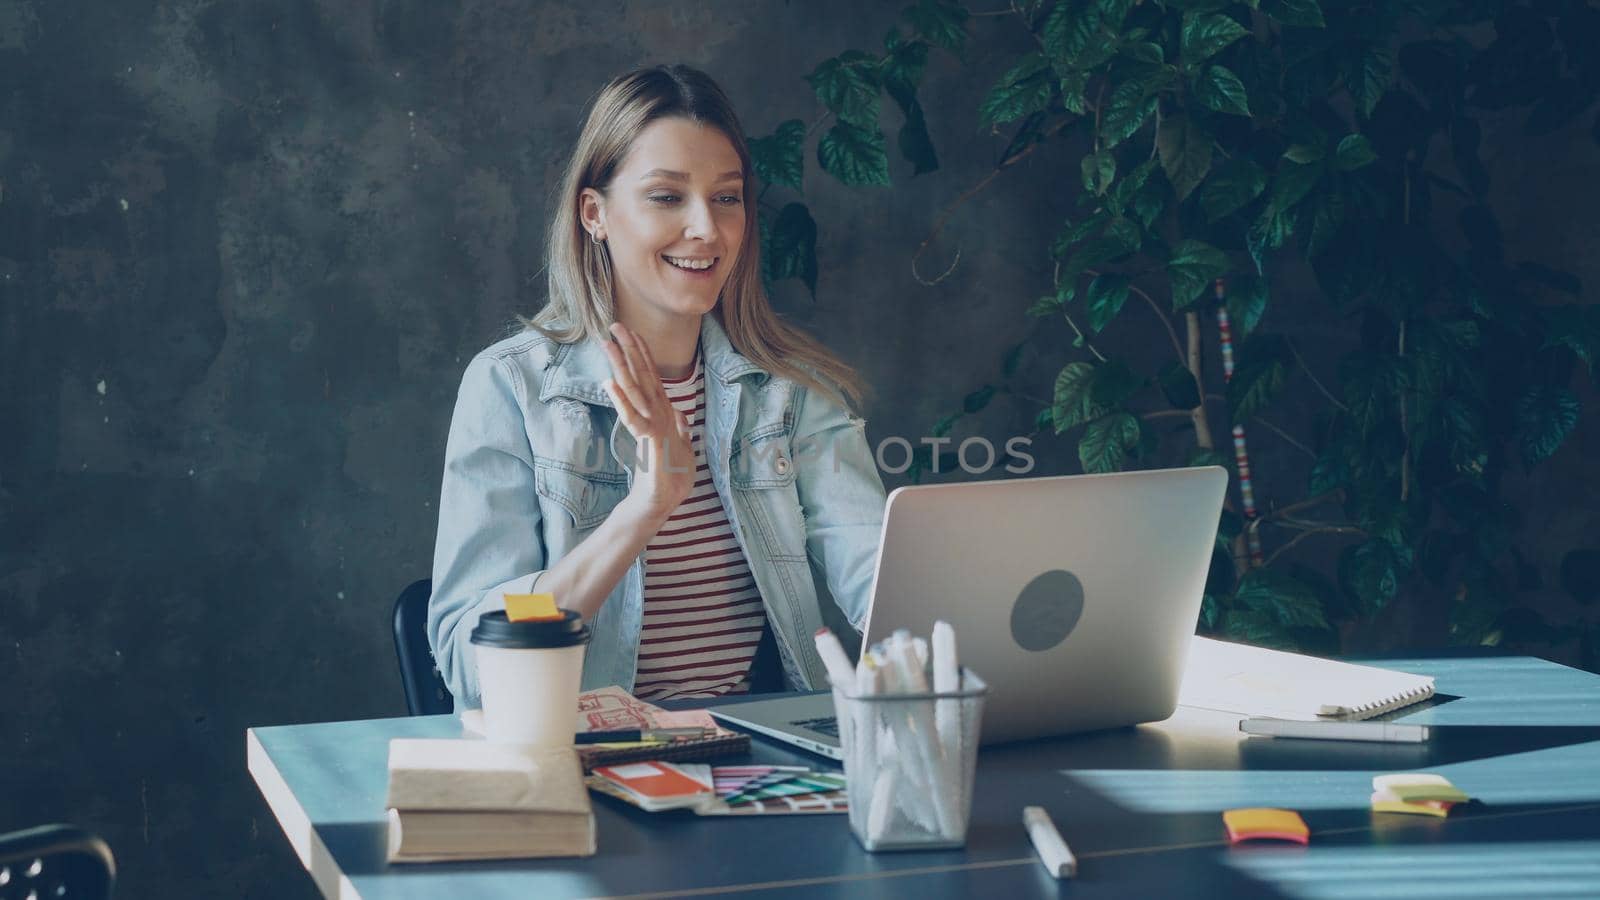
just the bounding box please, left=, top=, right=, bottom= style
left=459, top=687, right=751, bottom=773
left=1177, top=637, right=1436, bottom=721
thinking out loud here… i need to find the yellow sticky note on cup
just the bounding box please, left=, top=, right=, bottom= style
left=504, top=593, right=562, bottom=622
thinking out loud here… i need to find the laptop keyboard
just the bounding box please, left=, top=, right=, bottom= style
left=790, top=716, right=839, bottom=738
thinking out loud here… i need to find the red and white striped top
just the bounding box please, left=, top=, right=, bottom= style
left=632, top=351, right=768, bottom=702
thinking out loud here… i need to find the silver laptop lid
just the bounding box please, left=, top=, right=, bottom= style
left=861, top=466, right=1228, bottom=743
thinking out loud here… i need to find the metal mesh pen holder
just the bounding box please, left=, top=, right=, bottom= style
left=834, top=669, right=988, bottom=851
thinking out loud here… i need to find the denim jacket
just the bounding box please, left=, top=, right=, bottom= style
left=428, top=312, right=887, bottom=709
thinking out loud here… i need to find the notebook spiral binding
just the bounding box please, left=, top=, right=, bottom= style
left=1317, top=681, right=1436, bottom=720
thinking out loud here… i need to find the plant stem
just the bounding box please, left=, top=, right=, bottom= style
left=912, top=117, right=1072, bottom=286
left=1263, top=526, right=1366, bottom=569
left=1286, top=337, right=1348, bottom=412
left=1082, top=269, right=1186, bottom=361
left=1186, top=310, right=1214, bottom=451
left=1252, top=414, right=1317, bottom=458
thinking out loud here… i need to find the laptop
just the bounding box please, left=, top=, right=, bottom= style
left=710, top=466, right=1228, bottom=757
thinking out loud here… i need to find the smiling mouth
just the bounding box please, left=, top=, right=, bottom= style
left=663, top=255, right=719, bottom=274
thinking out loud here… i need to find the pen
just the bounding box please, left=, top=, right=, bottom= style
left=1022, top=806, right=1076, bottom=878
left=574, top=727, right=711, bottom=744
left=1240, top=718, right=1430, bottom=743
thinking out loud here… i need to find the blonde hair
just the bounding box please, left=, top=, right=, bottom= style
left=523, top=64, right=869, bottom=412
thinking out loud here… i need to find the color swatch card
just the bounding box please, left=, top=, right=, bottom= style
left=589, top=762, right=714, bottom=812
left=588, top=764, right=848, bottom=816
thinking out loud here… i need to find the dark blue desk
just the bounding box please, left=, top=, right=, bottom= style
left=247, top=656, right=1600, bottom=898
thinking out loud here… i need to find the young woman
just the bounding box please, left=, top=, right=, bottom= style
left=427, top=65, right=887, bottom=707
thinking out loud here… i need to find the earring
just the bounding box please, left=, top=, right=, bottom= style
left=590, top=231, right=604, bottom=245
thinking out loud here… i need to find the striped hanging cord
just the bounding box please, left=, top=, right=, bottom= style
left=1214, top=277, right=1265, bottom=566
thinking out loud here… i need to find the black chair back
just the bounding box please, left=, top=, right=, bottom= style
left=0, top=824, right=114, bottom=900
left=392, top=578, right=454, bottom=716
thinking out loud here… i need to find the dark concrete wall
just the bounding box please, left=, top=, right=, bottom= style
left=2, top=2, right=1597, bottom=898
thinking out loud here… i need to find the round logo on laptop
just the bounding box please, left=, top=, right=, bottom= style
left=1010, top=569, right=1085, bottom=652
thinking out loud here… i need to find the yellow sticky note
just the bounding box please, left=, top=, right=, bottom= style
left=1372, top=773, right=1469, bottom=805
left=504, top=593, right=562, bottom=622
left=1222, top=808, right=1310, bottom=844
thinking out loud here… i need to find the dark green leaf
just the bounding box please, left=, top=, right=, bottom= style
left=1195, top=64, right=1251, bottom=116
left=1052, top=362, right=1101, bottom=432
left=881, top=29, right=930, bottom=97
left=964, top=384, right=997, bottom=413
left=1200, top=158, right=1267, bottom=222
left=1309, top=443, right=1347, bottom=494
left=1542, top=304, right=1600, bottom=375
left=1028, top=292, right=1064, bottom=318
left=1516, top=385, right=1580, bottom=465
left=1100, top=79, right=1161, bottom=148
left=1044, top=0, right=1132, bottom=69
left=902, top=0, right=969, bottom=54
left=1082, top=150, right=1116, bottom=195
left=1226, top=272, right=1269, bottom=338
left=1306, top=188, right=1346, bottom=258
left=1108, top=158, right=1158, bottom=211
left=748, top=119, right=807, bottom=190
left=1086, top=274, right=1132, bottom=333
left=1131, top=175, right=1168, bottom=228
left=1121, top=41, right=1164, bottom=65
left=761, top=203, right=819, bottom=296
left=1180, top=12, right=1249, bottom=64
left=1283, top=143, right=1325, bottom=164
left=1002, top=341, right=1027, bottom=378
left=1058, top=70, right=1090, bottom=115
left=1246, top=203, right=1294, bottom=273
left=1167, top=239, right=1230, bottom=309
left=1158, top=360, right=1202, bottom=409
left=1079, top=412, right=1142, bottom=473
left=1228, top=334, right=1290, bottom=423
left=1272, top=160, right=1323, bottom=209
left=1333, top=134, right=1377, bottom=171
left=1090, top=358, right=1145, bottom=409
left=817, top=122, right=891, bottom=186
left=1262, top=0, right=1324, bottom=28
left=896, top=96, right=941, bottom=175
left=1235, top=568, right=1331, bottom=630
left=979, top=53, right=1053, bottom=128
left=1157, top=113, right=1214, bottom=203
left=805, top=51, right=883, bottom=129
left=1340, top=541, right=1400, bottom=615
left=1193, top=449, right=1231, bottom=472
left=1342, top=45, right=1393, bottom=119
left=932, top=412, right=961, bottom=438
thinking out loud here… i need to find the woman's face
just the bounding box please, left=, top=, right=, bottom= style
left=581, top=117, right=747, bottom=329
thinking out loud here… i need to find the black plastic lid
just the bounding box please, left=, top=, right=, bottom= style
left=469, top=609, right=591, bottom=649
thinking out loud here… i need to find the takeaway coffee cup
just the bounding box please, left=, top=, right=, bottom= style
left=469, top=609, right=591, bottom=745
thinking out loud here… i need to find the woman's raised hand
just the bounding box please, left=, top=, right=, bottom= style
left=601, top=322, right=697, bottom=521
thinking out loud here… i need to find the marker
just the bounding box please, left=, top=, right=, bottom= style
left=573, top=727, right=711, bottom=744
left=1240, top=719, right=1431, bottom=743
left=1023, top=806, right=1077, bottom=878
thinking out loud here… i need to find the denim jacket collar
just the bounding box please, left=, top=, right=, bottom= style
left=538, top=312, right=769, bottom=406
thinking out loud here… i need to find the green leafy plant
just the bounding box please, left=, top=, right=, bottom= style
left=749, top=0, right=1600, bottom=666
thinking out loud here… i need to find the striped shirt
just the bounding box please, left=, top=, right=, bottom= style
left=632, top=351, right=768, bottom=702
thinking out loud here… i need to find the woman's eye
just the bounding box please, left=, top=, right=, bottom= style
left=718, top=194, right=743, bottom=206
left=647, top=193, right=680, bottom=204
